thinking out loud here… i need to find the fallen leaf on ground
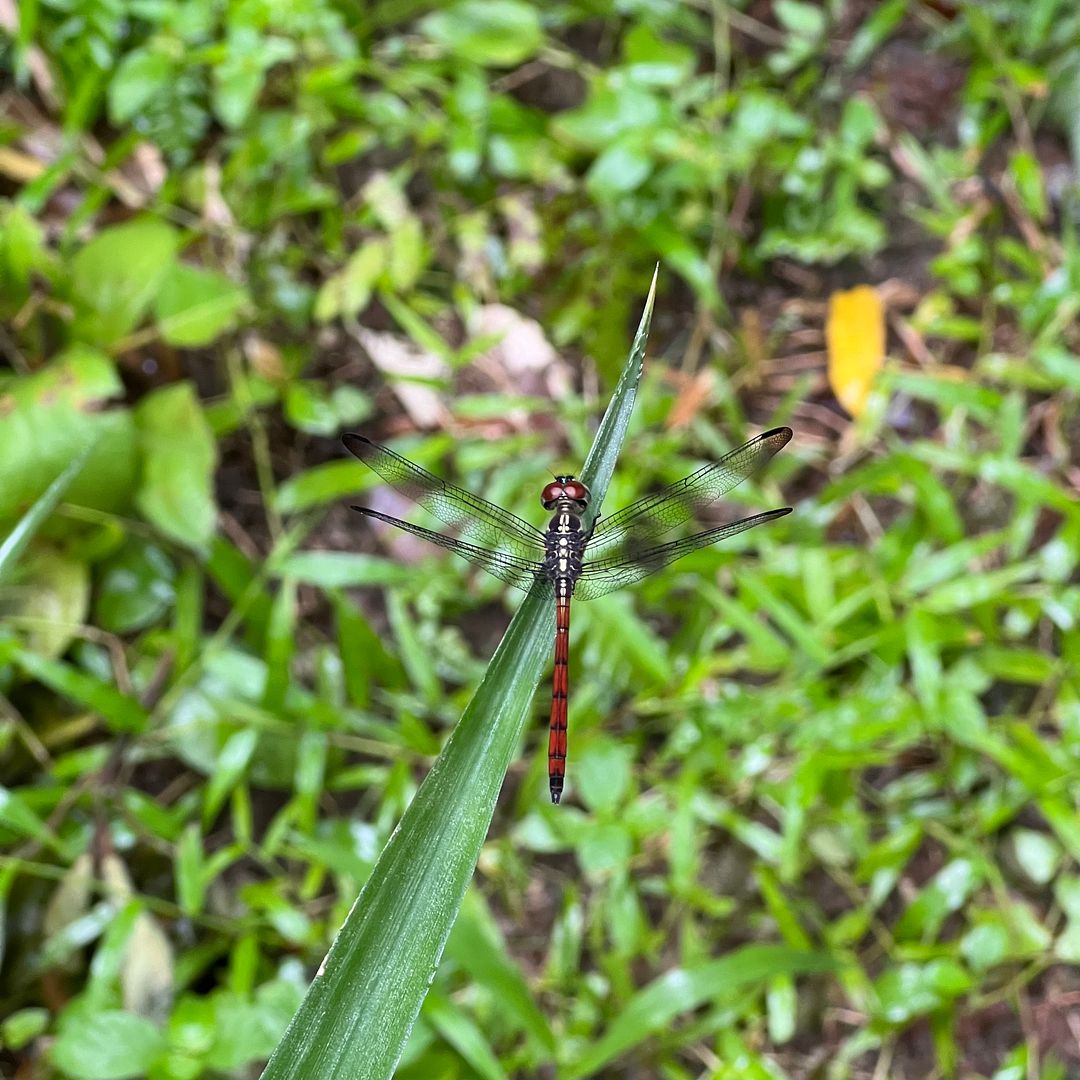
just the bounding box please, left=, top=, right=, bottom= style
left=826, top=285, right=885, bottom=418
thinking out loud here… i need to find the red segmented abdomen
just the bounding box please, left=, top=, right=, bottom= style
left=548, top=589, right=571, bottom=804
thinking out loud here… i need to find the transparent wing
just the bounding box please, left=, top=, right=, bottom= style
left=343, top=433, right=546, bottom=561
left=352, top=506, right=548, bottom=595
left=587, top=427, right=792, bottom=559
left=574, top=508, right=791, bottom=601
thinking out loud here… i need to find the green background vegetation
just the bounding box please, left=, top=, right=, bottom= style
left=2, top=1, right=1079, bottom=1077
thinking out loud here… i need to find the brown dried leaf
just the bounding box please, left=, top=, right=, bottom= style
left=43, top=853, right=94, bottom=939
left=353, top=326, right=450, bottom=429
left=468, top=304, right=570, bottom=399
left=667, top=370, right=715, bottom=429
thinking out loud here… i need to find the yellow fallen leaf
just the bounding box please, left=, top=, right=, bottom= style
left=826, top=285, right=885, bottom=418
left=0, top=145, right=46, bottom=183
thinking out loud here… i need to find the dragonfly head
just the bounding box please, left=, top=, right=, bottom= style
left=542, top=475, right=590, bottom=511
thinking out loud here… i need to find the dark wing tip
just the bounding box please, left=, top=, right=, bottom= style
left=762, top=426, right=793, bottom=447
left=341, top=432, right=373, bottom=454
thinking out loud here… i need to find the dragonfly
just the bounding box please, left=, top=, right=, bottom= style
left=342, top=426, right=792, bottom=804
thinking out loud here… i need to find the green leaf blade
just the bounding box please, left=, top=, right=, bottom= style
left=135, top=383, right=219, bottom=552
left=261, top=273, right=658, bottom=1080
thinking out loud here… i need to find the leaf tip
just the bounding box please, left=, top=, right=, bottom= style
left=646, top=263, right=659, bottom=311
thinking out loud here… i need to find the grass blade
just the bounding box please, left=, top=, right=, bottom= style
left=563, top=944, right=838, bottom=1079
left=0, top=445, right=94, bottom=583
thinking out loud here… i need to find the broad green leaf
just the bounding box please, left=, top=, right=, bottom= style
left=872, top=960, right=972, bottom=1026
left=555, top=85, right=663, bottom=148
left=736, top=572, right=831, bottom=666
left=1012, top=829, right=1060, bottom=885
left=272, top=552, right=412, bottom=589
left=576, top=819, right=633, bottom=876
left=775, top=0, right=826, bottom=39
left=283, top=382, right=372, bottom=436
left=212, top=30, right=296, bottom=128
left=261, top=269, right=657, bottom=1080
left=315, top=241, right=385, bottom=322
left=757, top=866, right=814, bottom=949
left=108, top=47, right=175, bottom=124
left=1, top=1008, right=49, bottom=1050
left=0, top=202, right=50, bottom=306
left=387, top=588, right=439, bottom=704
left=135, top=383, right=218, bottom=551
left=51, top=1008, right=166, bottom=1080
left=70, top=218, right=179, bottom=346
left=94, top=538, right=176, bottom=634
left=574, top=737, right=634, bottom=815
left=204, top=990, right=286, bottom=1068
left=622, top=24, right=695, bottom=87
left=0, top=546, right=89, bottom=658
left=580, top=592, right=671, bottom=685
left=276, top=462, right=371, bottom=514
left=1040, top=798, right=1080, bottom=864
left=586, top=138, right=654, bottom=199
left=961, top=918, right=1011, bottom=971
left=0, top=348, right=137, bottom=522
left=420, top=0, right=543, bottom=67
left=155, top=263, right=249, bottom=346
left=387, top=216, right=426, bottom=290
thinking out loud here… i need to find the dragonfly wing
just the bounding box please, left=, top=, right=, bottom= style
left=352, top=506, right=548, bottom=595
left=343, top=433, right=547, bottom=560
left=587, top=427, right=792, bottom=559
left=574, top=507, right=791, bottom=600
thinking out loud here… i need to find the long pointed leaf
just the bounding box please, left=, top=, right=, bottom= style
left=261, top=272, right=657, bottom=1079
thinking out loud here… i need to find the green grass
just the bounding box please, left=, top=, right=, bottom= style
left=2, top=2, right=1080, bottom=1079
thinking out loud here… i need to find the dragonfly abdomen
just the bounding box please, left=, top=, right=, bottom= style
left=548, top=584, right=571, bottom=804
left=543, top=509, right=587, bottom=803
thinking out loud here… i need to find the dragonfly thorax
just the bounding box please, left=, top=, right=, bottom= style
left=541, top=475, right=590, bottom=511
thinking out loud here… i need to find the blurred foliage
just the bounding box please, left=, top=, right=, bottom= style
left=2, top=0, right=1080, bottom=1078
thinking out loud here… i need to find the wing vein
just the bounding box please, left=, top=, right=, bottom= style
left=588, top=427, right=792, bottom=557
left=343, top=433, right=546, bottom=557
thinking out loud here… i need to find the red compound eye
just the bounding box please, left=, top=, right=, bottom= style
left=542, top=477, right=590, bottom=506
